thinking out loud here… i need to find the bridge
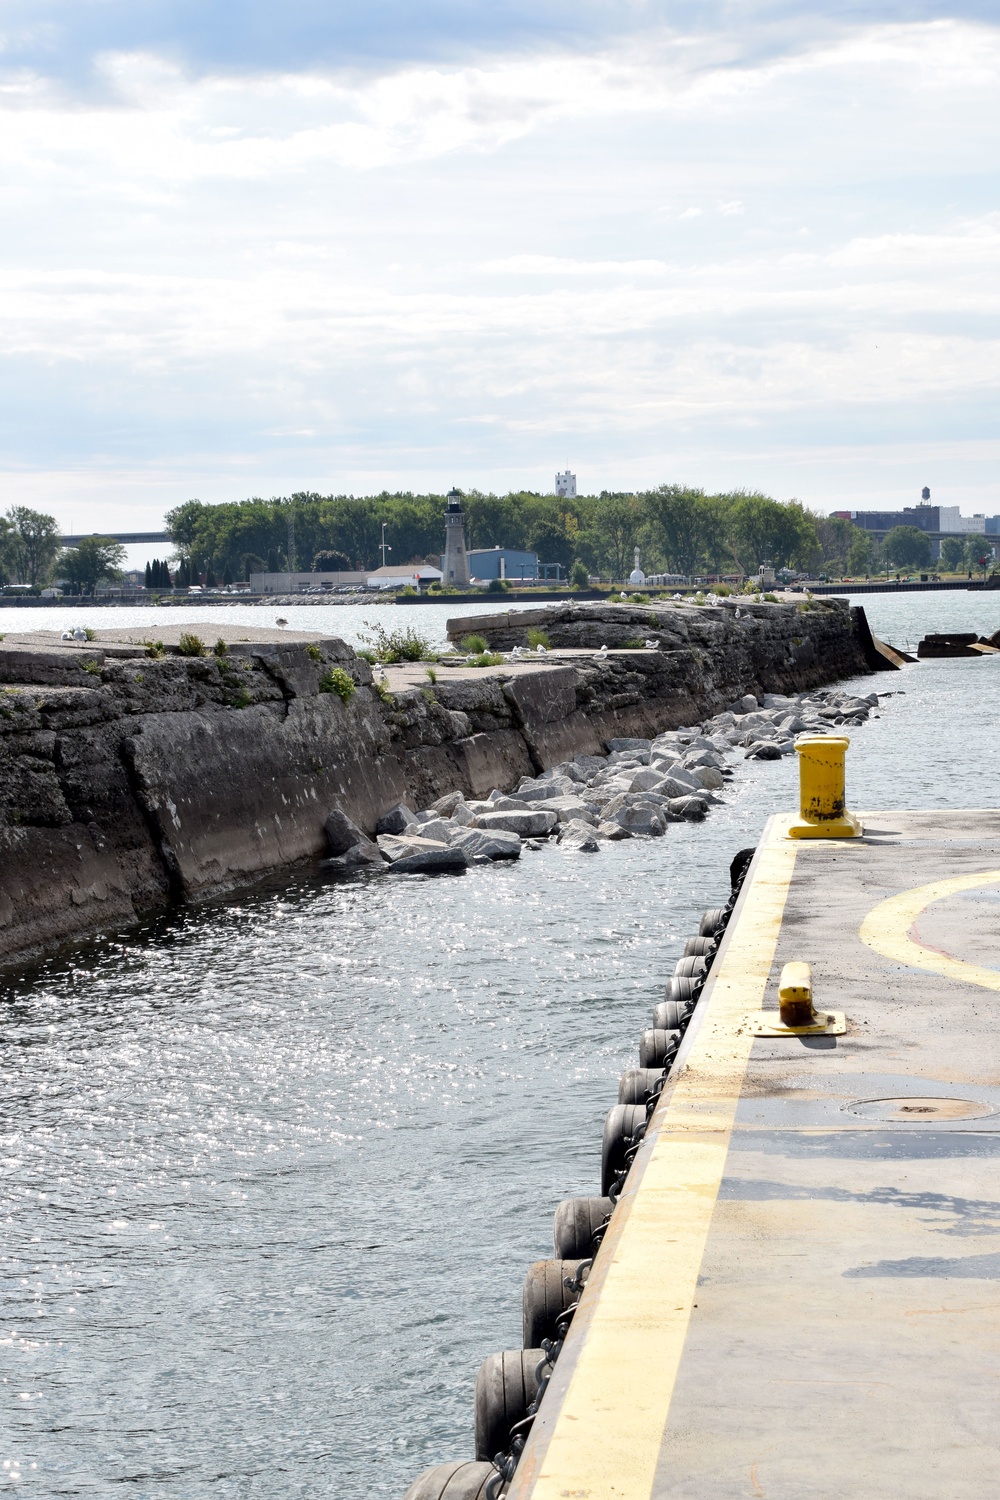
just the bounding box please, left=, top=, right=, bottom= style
left=59, top=531, right=170, bottom=547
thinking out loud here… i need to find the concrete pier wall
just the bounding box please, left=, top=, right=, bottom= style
left=0, top=599, right=872, bottom=968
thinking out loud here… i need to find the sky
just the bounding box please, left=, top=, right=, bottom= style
left=1, top=0, right=1000, bottom=536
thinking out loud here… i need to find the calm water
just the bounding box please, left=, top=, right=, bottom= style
left=0, top=601, right=540, bottom=657
left=1, top=591, right=998, bottom=1497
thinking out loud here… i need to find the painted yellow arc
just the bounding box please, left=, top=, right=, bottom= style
left=859, top=870, right=1000, bottom=992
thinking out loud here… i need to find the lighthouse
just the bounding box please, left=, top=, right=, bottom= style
left=443, top=488, right=470, bottom=587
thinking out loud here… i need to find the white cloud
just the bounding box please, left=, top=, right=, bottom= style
left=1, top=18, right=1000, bottom=517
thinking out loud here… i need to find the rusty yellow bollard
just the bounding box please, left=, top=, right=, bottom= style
left=778, top=962, right=816, bottom=1027
left=788, top=735, right=863, bottom=839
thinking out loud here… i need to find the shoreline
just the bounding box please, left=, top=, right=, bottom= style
left=0, top=598, right=875, bottom=970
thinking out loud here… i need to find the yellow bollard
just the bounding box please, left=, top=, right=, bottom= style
left=778, top=962, right=815, bottom=1027
left=788, top=735, right=863, bottom=839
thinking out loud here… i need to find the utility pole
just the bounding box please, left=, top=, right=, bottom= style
left=380, top=523, right=392, bottom=567
left=287, top=510, right=297, bottom=573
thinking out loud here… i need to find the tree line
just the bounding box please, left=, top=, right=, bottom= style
left=0, top=508, right=127, bottom=593
left=163, top=488, right=898, bottom=582
left=2, top=494, right=994, bottom=595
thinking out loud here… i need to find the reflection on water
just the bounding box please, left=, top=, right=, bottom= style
left=1, top=596, right=998, bottom=1496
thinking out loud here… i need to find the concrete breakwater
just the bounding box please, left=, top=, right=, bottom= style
left=0, top=597, right=876, bottom=968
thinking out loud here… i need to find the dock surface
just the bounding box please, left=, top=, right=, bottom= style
left=510, top=808, right=1000, bottom=1499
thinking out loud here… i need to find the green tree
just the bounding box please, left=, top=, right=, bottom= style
left=579, top=493, right=642, bottom=580
left=724, top=493, right=820, bottom=575
left=529, top=512, right=579, bottom=574
left=965, top=537, right=993, bottom=575
left=939, top=537, right=965, bottom=572
left=846, top=529, right=875, bottom=575
left=641, top=486, right=718, bottom=577
left=883, top=526, right=931, bottom=570
left=312, top=549, right=351, bottom=572
left=5, top=506, right=61, bottom=584
left=58, top=537, right=126, bottom=595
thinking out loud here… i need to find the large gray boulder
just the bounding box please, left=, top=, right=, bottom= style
left=428, top=789, right=466, bottom=816
left=449, top=826, right=522, bottom=861
left=472, top=809, right=558, bottom=837
left=417, top=817, right=457, bottom=843
left=376, top=804, right=418, bottom=836
left=324, top=808, right=368, bottom=856
left=323, top=808, right=384, bottom=868
left=660, top=772, right=702, bottom=798
left=668, top=795, right=708, bottom=820
left=605, top=801, right=667, bottom=835
left=545, top=796, right=598, bottom=825
left=558, top=818, right=600, bottom=852
left=377, top=833, right=469, bottom=872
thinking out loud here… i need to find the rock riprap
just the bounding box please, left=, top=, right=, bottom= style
left=320, top=684, right=884, bottom=869
left=0, top=604, right=885, bottom=963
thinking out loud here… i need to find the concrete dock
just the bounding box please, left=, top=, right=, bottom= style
left=508, top=806, right=1000, bottom=1499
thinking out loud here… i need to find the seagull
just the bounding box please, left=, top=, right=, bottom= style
left=595, top=643, right=609, bottom=657
left=276, top=617, right=288, bottom=628
left=535, top=644, right=547, bottom=654
left=72, top=626, right=87, bottom=641
left=644, top=638, right=658, bottom=648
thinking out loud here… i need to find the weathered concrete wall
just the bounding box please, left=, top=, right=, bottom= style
left=0, top=601, right=873, bottom=968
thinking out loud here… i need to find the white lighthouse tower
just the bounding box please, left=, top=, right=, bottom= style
left=443, top=488, right=470, bottom=587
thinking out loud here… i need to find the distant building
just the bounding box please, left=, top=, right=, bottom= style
left=468, top=547, right=538, bottom=582
left=250, top=570, right=368, bottom=593
left=366, top=564, right=443, bottom=590
left=443, top=489, right=470, bottom=586
left=831, top=490, right=988, bottom=559
left=555, top=470, right=577, bottom=499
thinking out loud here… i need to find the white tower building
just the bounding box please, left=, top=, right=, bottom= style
left=555, top=470, right=577, bottom=499
left=443, top=488, right=470, bottom=587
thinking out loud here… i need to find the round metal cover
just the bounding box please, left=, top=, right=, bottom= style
left=845, top=1096, right=995, bottom=1123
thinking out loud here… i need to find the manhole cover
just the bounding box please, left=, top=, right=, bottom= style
left=845, top=1097, right=995, bottom=1123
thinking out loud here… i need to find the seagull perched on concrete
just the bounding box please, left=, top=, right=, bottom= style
left=276, top=617, right=288, bottom=628
left=644, top=639, right=658, bottom=648
left=535, top=643, right=547, bottom=654
left=595, top=643, right=609, bottom=657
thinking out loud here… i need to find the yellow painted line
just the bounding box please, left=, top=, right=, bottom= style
left=859, top=870, right=1000, bottom=992
left=513, top=818, right=800, bottom=1500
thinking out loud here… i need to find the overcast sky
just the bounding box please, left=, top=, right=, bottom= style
left=1, top=1, right=999, bottom=531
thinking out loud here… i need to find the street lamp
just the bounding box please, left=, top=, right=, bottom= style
left=380, top=524, right=392, bottom=568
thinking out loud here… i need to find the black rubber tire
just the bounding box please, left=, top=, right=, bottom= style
left=668, top=975, right=700, bottom=1005
left=653, top=999, right=687, bottom=1030
left=601, top=1103, right=646, bottom=1193
left=639, top=1027, right=680, bottom=1070
left=618, top=1068, right=665, bottom=1105
left=474, top=1349, right=545, bottom=1461
left=699, top=906, right=726, bottom=937
left=552, top=1195, right=613, bottom=1257
left=522, top=1259, right=585, bottom=1347
left=683, top=936, right=715, bottom=957
left=730, top=847, right=755, bottom=891
left=673, top=955, right=707, bottom=979
left=403, top=1461, right=496, bottom=1500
